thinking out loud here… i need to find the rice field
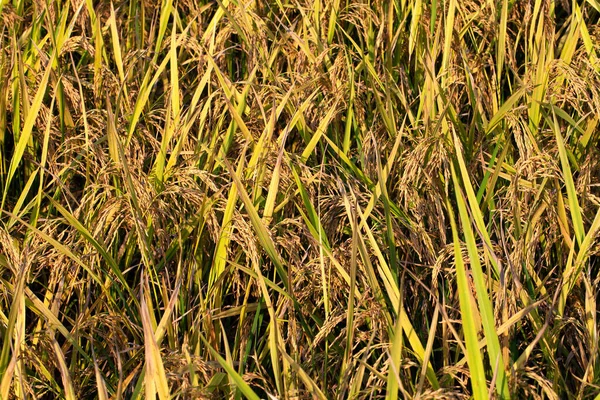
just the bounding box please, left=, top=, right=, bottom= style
left=1, top=0, right=600, bottom=398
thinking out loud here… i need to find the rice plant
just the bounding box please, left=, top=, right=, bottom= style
left=0, top=0, right=599, bottom=398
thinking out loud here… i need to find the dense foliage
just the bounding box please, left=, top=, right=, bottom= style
left=1, top=0, right=600, bottom=398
